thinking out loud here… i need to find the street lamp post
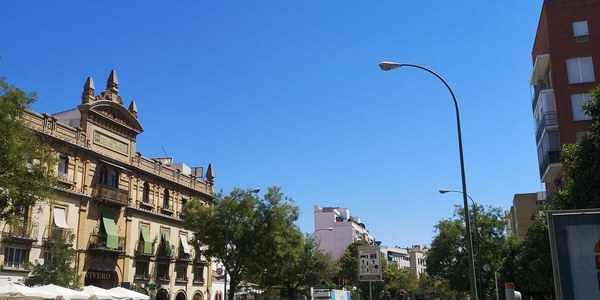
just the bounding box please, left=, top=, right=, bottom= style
left=439, top=188, right=483, bottom=299
left=379, top=61, right=478, bottom=300
left=223, top=188, right=261, bottom=300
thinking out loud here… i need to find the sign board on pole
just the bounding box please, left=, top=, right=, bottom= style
left=357, top=245, right=381, bottom=281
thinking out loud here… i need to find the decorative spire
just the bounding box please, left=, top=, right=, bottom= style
left=106, top=70, right=119, bottom=93
left=81, top=76, right=95, bottom=104
left=128, top=101, right=138, bottom=119
left=206, top=163, right=214, bottom=185
left=98, top=70, right=123, bottom=104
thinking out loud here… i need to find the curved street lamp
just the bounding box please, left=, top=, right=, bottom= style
left=379, top=61, right=478, bottom=300
left=223, top=188, right=261, bottom=300
left=439, top=188, right=483, bottom=299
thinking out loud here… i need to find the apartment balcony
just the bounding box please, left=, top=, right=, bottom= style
left=535, top=112, right=558, bottom=143
left=531, top=74, right=553, bottom=110
left=42, top=226, right=74, bottom=246
left=540, top=149, right=562, bottom=183
left=176, top=249, right=192, bottom=262
left=88, top=232, right=125, bottom=255
left=2, top=221, right=38, bottom=244
left=92, top=184, right=130, bottom=206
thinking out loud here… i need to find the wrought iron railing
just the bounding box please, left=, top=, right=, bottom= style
left=92, top=184, right=130, bottom=205
left=88, top=232, right=125, bottom=250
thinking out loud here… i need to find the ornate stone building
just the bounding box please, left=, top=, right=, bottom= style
left=0, top=70, right=215, bottom=300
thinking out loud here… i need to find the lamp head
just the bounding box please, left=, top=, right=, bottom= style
left=438, top=189, right=451, bottom=194
left=249, top=188, right=260, bottom=194
left=379, top=61, right=402, bottom=71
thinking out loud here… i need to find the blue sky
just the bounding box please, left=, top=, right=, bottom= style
left=1, top=1, right=544, bottom=247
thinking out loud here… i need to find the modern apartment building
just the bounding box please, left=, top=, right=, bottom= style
left=313, top=206, right=375, bottom=260
left=506, top=193, right=546, bottom=239
left=0, top=70, right=215, bottom=300
left=381, top=245, right=428, bottom=278
left=531, top=0, right=599, bottom=196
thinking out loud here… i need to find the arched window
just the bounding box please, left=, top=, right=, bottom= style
left=110, top=169, right=119, bottom=188
left=143, top=182, right=150, bottom=203
left=99, top=166, right=108, bottom=185
left=163, top=189, right=170, bottom=208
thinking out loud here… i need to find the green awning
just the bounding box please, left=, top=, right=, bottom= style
left=140, top=224, right=152, bottom=254
left=102, top=210, right=119, bottom=249
left=163, top=232, right=172, bottom=257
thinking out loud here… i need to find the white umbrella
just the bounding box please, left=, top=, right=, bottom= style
left=0, top=282, right=57, bottom=299
left=80, top=286, right=126, bottom=300
left=108, top=287, right=149, bottom=300
left=38, top=284, right=92, bottom=300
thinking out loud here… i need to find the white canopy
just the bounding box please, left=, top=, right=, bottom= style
left=38, top=284, right=91, bottom=300
left=108, top=287, right=149, bottom=300
left=0, top=282, right=57, bottom=299
left=80, top=286, right=126, bottom=300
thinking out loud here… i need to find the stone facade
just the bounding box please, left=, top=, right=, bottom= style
left=0, top=70, right=215, bottom=300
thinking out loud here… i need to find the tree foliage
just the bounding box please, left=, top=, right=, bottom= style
left=24, top=233, right=79, bottom=288
left=554, top=85, right=600, bottom=209
left=183, top=186, right=302, bottom=300
left=511, top=214, right=554, bottom=298
left=0, top=77, right=56, bottom=222
left=426, top=204, right=508, bottom=298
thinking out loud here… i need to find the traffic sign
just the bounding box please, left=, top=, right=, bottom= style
left=357, top=245, right=382, bottom=281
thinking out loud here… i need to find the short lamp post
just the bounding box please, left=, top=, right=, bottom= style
left=223, top=188, right=260, bottom=300
left=439, top=188, right=483, bottom=299
left=379, top=61, right=478, bottom=300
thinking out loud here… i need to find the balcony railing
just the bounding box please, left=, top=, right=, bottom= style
left=177, top=249, right=191, bottom=261
left=2, top=222, right=38, bottom=242
left=2, top=261, right=29, bottom=271
left=535, top=112, right=558, bottom=143
left=134, top=273, right=150, bottom=280
left=135, top=240, right=155, bottom=256
left=88, top=232, right=125, bottom=252
left=92, top=184, right=130, bottom=206
left=540, top=149, right=561, bottom=178
left=43, top=226, right=74, bottom=245
left=532, top=74, right=553, bottom=110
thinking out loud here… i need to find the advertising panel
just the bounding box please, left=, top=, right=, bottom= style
left=548, top=209, right=600, bottom=300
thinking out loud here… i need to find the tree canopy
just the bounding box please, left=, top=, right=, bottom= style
left=0, top=77, right=56, bottom=222
left=24, top=232, right=79, bottom=288
left=426, top=204, right=508, bottom=299
left=183, top=186, right=302, bottom=300
left=554, top=85, right=600, bottom=209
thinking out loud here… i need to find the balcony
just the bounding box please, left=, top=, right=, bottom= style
left=160, top=204, right=174, bottom=216
left=88, top=232, right=125, bottom=255
left=535, top=112, right=558, bottom=143
left=134, top=273, right=150, bottom=281
left=92, top=184, right=130, bottom=206
left=1, top=261, right=29, bottom=272
left=2, top=222, right=38, bottom=244
left=531, top=74, right=553, bottom=110
left=135, top=240, right=155, bottom=257
left=540, top=149, right=562, bottom=183
left=176, top=249, right=192, bottom=262
left=42, top=226, right=74, bottom=246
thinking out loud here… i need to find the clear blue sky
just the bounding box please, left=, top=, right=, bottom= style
left=1, top=1, right=544, bottom=248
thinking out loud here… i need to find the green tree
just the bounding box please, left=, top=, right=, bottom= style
left=510, top=214, right=554, bottom=299
left=554, top=85, right=600, bottom=209
left=0, top=77, right=56, bottom=222
left=183, top=186, right=302, bottom=300
left=337, top=240, right=369, bottom=299
left=264, top=234, right=338, bottom=300
left=24, top=233, right=79, bottom=288
left=426, top=205, right=508, bottom=298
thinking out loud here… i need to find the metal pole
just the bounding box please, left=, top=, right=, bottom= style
left=369, top=281, right=372, bottom=300
left=379, top=62, right=478, bottom=300
left=494, top=272, right=499, bottom=300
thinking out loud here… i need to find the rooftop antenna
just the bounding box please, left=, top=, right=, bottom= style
left=161, top=146, right=168, bottom=158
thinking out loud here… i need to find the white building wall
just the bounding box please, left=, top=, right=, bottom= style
left=313, top=205, right=375, bottom=260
